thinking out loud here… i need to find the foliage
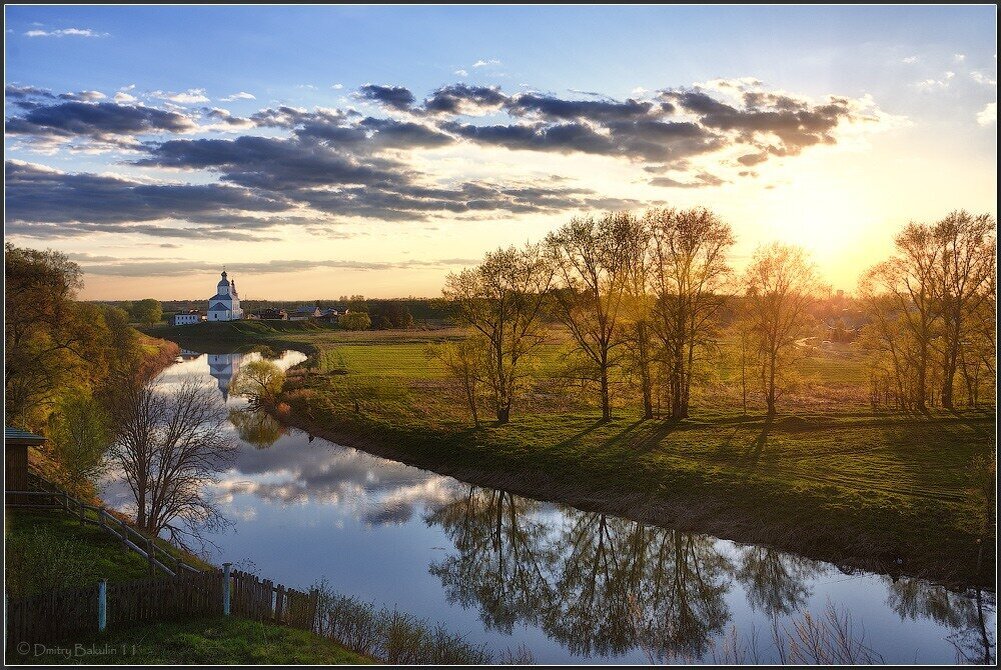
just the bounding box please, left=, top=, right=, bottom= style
left=232, top=358, right=286, bottom=408
left=46, top=391, right=111, bottom=488
left=340, top=311, right=372, bottom=330
left=131, top=298, right=164, bottom=326
left=443, top=243, right=554, bottom=423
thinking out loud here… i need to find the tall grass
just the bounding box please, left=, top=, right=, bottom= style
left=311, top=580, right=494, bottom=664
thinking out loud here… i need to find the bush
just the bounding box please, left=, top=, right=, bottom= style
left=340, top=312, right=372, bottom=331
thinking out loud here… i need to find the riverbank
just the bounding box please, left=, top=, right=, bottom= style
left=151, top=324, right=996, bottom=590
left=277, top=396, right=994, bottom=592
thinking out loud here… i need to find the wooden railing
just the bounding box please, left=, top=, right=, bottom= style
left=5, top=472, right=202, bottom=577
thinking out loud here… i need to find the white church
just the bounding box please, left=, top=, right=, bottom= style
left=207, top=270, right=244, bottom=321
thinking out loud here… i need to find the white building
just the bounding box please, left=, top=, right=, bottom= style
left=171, top=310, right=201, bottom=326
left=207, top=270, right=244, bottom=321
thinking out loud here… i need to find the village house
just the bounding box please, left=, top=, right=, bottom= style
left=171, top=310, right=202, bottom=326
left=250, top=307, right=289, bottom=321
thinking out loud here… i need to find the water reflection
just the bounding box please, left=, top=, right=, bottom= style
left=103, top=348, right=997, bottom=664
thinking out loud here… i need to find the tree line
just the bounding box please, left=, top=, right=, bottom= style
left=436, top=208, right=996, bottom=424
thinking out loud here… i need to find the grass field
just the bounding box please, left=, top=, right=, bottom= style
left=149, top=322, right=996, bottom=588
left=12, top=616, right=369, bottom=665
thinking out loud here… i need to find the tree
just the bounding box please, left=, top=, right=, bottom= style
left=5, top=244, right=83, bottom=425
left=427, top=337, right=490, bottom=426
left=108, top=376, right=235, bottom=548
left=743, top=243, right=820, bottom=415
left=931, top=211, right=996, bottom=408
left=646, top=207, right=734, bottom=419
left=47, top=392, right=110, bottom=489
left=131, top=298, right=163, bottom=326
left=340, top=311, right=372, bottom=330
left=443, top=244, right=554, bottom=424
left=620, top=215, right=656, bottom=419
left=546, top=213, right=635, bottom=421
left=232, top=359, right=286, bottom=409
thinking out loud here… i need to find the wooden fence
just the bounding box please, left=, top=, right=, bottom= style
left=5, top=569, right=319, bottom=652
left=6, top=472, right=201, bottom=577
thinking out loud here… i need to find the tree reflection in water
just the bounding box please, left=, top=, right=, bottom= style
left=427, top=488, right=555, bottom=633
left=426, top=485, right=995, bottom=662
left=229, top=408, right=286, bottom=449
left=886, top=576, right=996, bottom=665
left=426, top=486, right=733, bottom=659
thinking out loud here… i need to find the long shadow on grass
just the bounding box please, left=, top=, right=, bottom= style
left=740, top=415, right=774, bottom=469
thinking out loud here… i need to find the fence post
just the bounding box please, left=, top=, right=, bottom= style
left=146, top=538, right=156, bottom=575
left=223, top=563, right=232, bottom=616
left=98, top=579, right=107, bottom=632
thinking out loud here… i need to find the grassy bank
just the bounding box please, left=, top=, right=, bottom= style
left=12, top=616, right=370, bottom=665
left=154, top=324, right=996, bottom=589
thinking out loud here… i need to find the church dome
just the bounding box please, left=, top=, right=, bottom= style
left=218, top=270, right=230, bottom=287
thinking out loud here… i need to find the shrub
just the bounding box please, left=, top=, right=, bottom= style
left=5, top=526, right=91, bottom=599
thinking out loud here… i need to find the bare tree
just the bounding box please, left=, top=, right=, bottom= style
left=932, top=211, right=996, bottom=408
left=743, top=243, right=820, bottom=416
left=546, top=213, right=635, bottom=421
left=108, top=376, right=236, bottom=549
left=443, top=244, right=554, bottom=424
left=647, top=208, right=734, bottom=419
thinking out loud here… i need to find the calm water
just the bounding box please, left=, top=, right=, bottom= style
left=101, top=349, right=996, bottom=664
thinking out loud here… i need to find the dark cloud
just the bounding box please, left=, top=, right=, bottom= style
left=58, top=90, right=106, bottom=102
left=5, top=101, right=196, bottom=147
left=660, top=88, right=859, bottom=161
left=357, top=84, right=415, bottom=111
left=506, top=93, right=655, bottom=122
left=422, top=84, right=506, bottom=115
left=5, top=161, right=291, bottom=237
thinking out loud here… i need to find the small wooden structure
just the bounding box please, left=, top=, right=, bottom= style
left=5, top=427, right=45, bottom=503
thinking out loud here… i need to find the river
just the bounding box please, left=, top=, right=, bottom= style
left=99, top=349, right=996, bottom=664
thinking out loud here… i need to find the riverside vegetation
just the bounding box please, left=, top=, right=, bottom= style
left=151, top=208, right=996, bottom=590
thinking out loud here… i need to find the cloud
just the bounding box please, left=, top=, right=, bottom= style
left=423, top=84, right=506, bottom=115
left=151, top=88, right=211, bottom=104
left=5, top=160, right=292, bottom=238
left=902, top=56, right=919, bottom=64
left=977, top=102, right=996, bottom=126
left=58, top=90, right=106, bottom=102
left=5, top=101, right=197, bottom=150
left=453, top=69, right=469, bottom=78
left=472, top=59, right=501, bottom=68
left=332, top=83, right=344, bottom=90
left=220, top=91, right=256, bottom=102
left=650, top=171, right=726, bottom=188
left=970, top=70, right=997, bottom=86
left=24, top=27, right=107, bottom=38
left=357, top=84, right=415, bottom=111
left=914, top=77, right=950, bottom=91
left=954, top=53, right=966, bottom=63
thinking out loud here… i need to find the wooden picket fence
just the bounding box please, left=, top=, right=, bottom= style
left=5, top=569, right=319, bottom=652
left=229, top=569, right=320, bottom=630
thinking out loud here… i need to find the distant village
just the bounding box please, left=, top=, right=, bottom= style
left=170, top=270, right=358, bottom=327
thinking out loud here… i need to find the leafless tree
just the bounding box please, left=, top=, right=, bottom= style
left=743, top=243, right=820, bottom=416
left=442, top=244, right=554, bottom=424
left=546, top=213, right=635, bottom=421
left=108, top=375, right=236, bottom=550
left=647, top=207, right=735, bottom=419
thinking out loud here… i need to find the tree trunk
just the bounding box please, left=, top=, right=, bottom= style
left=600, top=366, right=611, bottom=421
left=496, top=405, right=510, bottom=424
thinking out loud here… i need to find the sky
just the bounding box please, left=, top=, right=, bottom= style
left=4, top=5, right=997, bottom=300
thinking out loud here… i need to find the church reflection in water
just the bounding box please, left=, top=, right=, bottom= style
left=207, top=353, right=243, bottom=401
